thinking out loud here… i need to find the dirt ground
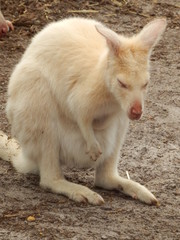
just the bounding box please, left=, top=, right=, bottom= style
left=0, top=0, right=179, bottom=239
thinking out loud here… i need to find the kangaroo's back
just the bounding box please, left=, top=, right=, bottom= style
left=25, top=18, right=106, bottom=65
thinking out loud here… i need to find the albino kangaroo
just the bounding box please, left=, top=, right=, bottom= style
left=0, top=17, right=167, bottom=205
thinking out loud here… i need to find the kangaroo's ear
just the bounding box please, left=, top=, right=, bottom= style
left=95, top=24, right=121, bottom=56
left=138, top=18, right=167, bottom=50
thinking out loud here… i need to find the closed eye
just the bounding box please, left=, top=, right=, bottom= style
left=142, top=82, right=148, bottom=89
left=117, top=79, right=128, bottom=89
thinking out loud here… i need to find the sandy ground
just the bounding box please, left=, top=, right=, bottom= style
left=0, top=0, right=179, bottom=239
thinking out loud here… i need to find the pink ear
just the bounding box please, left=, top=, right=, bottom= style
left=138, top=18, right=167, bottom=49
left=95, top=24, right=121, bottom=56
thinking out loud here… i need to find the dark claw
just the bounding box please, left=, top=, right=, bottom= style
left=151, top=199, right=160, bottom=207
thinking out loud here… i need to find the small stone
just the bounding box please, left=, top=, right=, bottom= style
left=169, top=144, right=178, bottom=150
left=27, top=216, right=35, bottom=222
left=175, top=189, right=180, bottom=195
left=141, top=147, right=147, bottom=155
left=101, top=235, right=108, bottom=239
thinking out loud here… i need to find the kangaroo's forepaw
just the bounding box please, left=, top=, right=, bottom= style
left=86, top=141, right=102, bottom=161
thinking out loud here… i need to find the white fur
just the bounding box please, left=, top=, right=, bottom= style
left=0, top=17, right=166, bottom=205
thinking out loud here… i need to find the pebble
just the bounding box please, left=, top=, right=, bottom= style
left=27, top=216, right=36, bottom=222
left=101, top=235, right=108, bottom=239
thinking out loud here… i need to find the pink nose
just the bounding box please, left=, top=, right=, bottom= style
left=129, top=102, right=142, bottom=120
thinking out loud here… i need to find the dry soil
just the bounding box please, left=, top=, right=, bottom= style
left=0, top=0, right=179, bottom=239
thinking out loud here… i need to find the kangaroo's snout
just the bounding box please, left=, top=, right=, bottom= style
left=129, top=102, right=142, bottom=120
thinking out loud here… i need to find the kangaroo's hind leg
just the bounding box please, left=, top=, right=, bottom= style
left=37, top=131, right=104, bottom=205
left=94, top=130, right=158, bottom=206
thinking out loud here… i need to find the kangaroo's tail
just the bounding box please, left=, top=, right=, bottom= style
left=0, top=130, right=38, bottom=174
left=0, top=130, right=20, bottom=162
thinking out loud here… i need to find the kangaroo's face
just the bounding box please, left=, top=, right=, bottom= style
left=96, top=18, right=167, bottom=120
left=107, top=44, right=150, bottom=120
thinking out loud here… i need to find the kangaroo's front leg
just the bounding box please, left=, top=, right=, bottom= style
left=68, top=90, right=102, bottom=161
left=95, top=149, right=159, bottom=206
left=76, top=115, right=102, bottom=161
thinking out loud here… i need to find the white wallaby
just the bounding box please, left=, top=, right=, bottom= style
left=0, top=17, right=167, bottom=205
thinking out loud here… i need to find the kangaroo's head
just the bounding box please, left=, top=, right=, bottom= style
left=96, top=18, right=167, bottom=120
